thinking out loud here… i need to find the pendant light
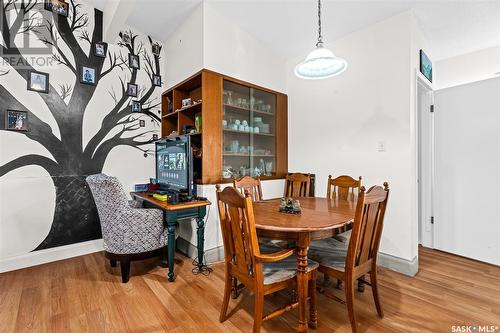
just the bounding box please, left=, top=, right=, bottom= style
left=294, top=0, right=347, bottom=79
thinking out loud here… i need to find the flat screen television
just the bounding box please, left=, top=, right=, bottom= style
left=155, top=135, right=194, bottom=196
left=419, top=49, right=433, bottom=83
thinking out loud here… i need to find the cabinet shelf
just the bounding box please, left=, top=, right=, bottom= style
left=223, top=129, right=275, bottom=137
left=223, top=104, right=275, bottom=117
left=163, top=102, right=202, bottom=118
left=223, top=153, right=275, bottom=157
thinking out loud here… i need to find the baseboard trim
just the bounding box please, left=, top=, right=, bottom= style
left=0, top=239, right=104, bottom=273
left=176, top=238, right=224, bottom=264
left=378, top=252, right=418, bottom=276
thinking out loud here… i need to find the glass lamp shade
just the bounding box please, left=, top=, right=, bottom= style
left=294, top=45, right=347, bottom=79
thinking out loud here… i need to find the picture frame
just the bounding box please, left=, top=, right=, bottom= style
left=5, top=110, right=28, bottom=131
left=27, top=70, right=49, bottom=93
left=419, top=49, right=433, bottom=83
left=128, top=54, right=140, bottom=70
left=94, top=42, right=108, bottom=58
left=44, top=0, right=69, bottom=17
left=127, top=83, right=138, bottom=97
left=80, top=65, right=97, bottom=85
left=121, top=31, right=131, bottom=45
left=131, top=100, right=142, bottom=112
left=153, top=75, right=162, bottom=87
left=139, top=120, right=145, bottom=127
left=152, top=43, right=161, bottom=56
left=181, top=98, right=192, bottom=108
left=152, top=134, right=158, bottom=141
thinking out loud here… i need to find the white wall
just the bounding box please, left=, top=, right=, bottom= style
left=164, top=4, right=204, bottom=89
left=286, top=11, right=422, bottom=265
left=435, top=45, right=500, bottom=90
left=202, top=2, right=287, bottom=93
left=434, top=77, right=500, bottom=265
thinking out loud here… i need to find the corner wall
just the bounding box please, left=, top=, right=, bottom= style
left=286, top=11, right=423, bottom=274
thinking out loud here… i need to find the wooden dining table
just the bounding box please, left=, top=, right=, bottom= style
left=253, top=197, right=357, bottom=333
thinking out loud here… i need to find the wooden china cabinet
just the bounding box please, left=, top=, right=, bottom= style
left=161, top=69, right=288, bottom=184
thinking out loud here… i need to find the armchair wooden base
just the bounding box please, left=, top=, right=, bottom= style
left=104, top=247, right=167, bottom=283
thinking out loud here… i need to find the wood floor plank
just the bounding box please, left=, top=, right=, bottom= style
left=0, top=246, right=499, bottom=332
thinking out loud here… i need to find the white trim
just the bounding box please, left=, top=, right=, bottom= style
left=0, top=239, right=104, bottom=273
left=378, top=252, right=418, bottom=276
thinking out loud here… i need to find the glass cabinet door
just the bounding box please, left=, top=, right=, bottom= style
left=222, top=80, right=276, bottom=180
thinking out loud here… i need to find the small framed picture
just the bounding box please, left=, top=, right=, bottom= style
left=139, top=120, right=145, bottom=127
left=128, top=54, right=140, bottom=69
left=5, top=110, right=28, bottom=131
left=152, top=134, right=158, bottom=141
left=152, top=43, right=161, bottom=56
left=94, top=42, right=107, bottom=58
left=131, top=100, right=141, bottom=112
left=44, top=0, right=69, bottom=17
left=121, top=31, right=131, bottom=45
left=181, top=98, right=192, bottom=108
left=153, top=75, right=162, bottom=87
left=80, top=65, right=97, bottom=85
left=127, top=83, right=138, bottom=97
left=27, top=70, right=49, bottom=93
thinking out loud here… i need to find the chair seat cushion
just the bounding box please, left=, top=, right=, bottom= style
left=308, top=238, right=348, bottom=271
left=263, top=256, right=318, bottom=285
left=333, top=229, right=352, bottom=243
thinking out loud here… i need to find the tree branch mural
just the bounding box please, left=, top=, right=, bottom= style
left=0, top=0, right=162, bottom=250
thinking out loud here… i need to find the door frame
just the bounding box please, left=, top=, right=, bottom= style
left=415, top=71, right=435, bottom=248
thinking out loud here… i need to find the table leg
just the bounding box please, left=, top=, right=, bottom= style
left=166, top=214, right=177, bottom=282
left=297, top=233, right=310, bottom=333
left=196, top=216, right=205, bottom=270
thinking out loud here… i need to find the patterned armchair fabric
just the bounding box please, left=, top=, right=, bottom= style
left=86, top=174, right=167, bottom=254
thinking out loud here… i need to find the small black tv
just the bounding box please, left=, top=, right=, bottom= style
left=155, top=135, right=194, bottom=196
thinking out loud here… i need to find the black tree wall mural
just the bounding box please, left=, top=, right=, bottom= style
left=0, top=1, right=162, bottom=250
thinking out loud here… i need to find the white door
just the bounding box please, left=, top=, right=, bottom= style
left=434, top=78, right=500, bottom=265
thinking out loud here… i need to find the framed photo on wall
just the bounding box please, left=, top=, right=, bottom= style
left=27, top=70, right=49, bottom=93
left=5, top=110, right=28, bottom=131
left=419, top=49, right=433, bottom=83
left=128, top=54, right=140, bottom=69
left=94, top=42, right=107, bottom=58
left=153, top=75, right=162, bottom=87
left=80, top=65, right=97, bottom=85
left=127, top=83, right=138, bottom=97
left=131, top=100, right=141, bottom=112
left=44, top=0, right=69, bottom=17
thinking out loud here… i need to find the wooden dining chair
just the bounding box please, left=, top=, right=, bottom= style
left=284, top=173, right=312, bottom=197
left=327, top=175, right=362, bottom=201
left=216, top=186, right=319, bottom=333
left=309, top=183, right=390, bottom=333
left=327, top=175, right=362, bottom=235
left=233, top=176, right=263, bottom=201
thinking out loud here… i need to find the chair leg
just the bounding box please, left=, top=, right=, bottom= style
left=110, top=259, right=117, bottom=268
left=308, top=271, right=318, bottom=329
left=336, top=279, right=342, bottom=289
left=345, top=278, right=358, bottom=333
left=220, top=268, right=232, bottom=322
left=357, top=275, right=365, bottom=293
left=253, top=289, right=264, bottom=333
left=120, top=259, right=130, bottom=283
left=370, top=269, right=384, bottom=318
left=323, top=273, right=330, bottom=285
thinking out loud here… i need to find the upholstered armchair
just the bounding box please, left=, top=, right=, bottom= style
left=86, top=173, right=167, bottom=282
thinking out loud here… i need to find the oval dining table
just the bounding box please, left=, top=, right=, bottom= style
left=253, top=197, right=357, bottom=333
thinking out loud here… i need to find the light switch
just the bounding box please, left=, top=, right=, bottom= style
left=377, top=141, right=386, bottom=152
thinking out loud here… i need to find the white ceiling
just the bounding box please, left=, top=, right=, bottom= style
left=99, top=0, right=500, bottom=62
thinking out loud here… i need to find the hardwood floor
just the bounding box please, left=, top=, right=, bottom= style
left=1, top=246, right=499, bottom=332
